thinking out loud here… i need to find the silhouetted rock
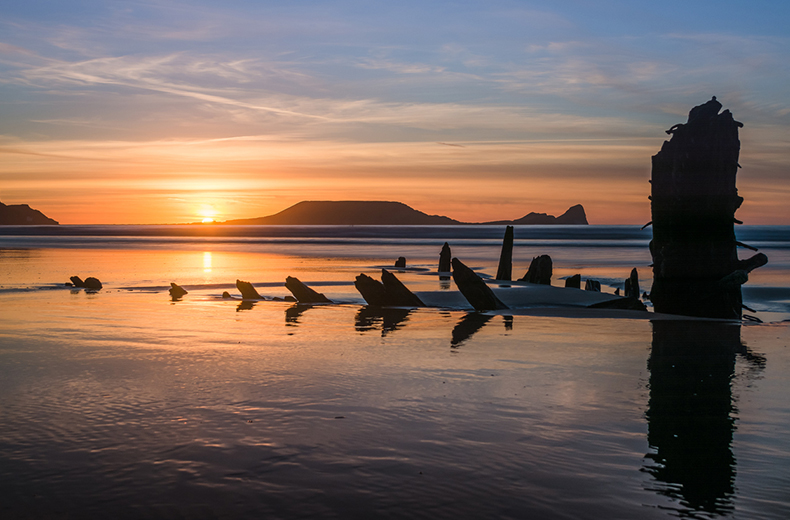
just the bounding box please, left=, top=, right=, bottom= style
left=484, top=204, right=588, bottom=225
left=236, top=279, right=262, bottom=299
left=439, top=242, right=451, bottom=273
left=519, top=255, right=552, bottom=285
left=584, top=279, right=601, bottom=292
left=222, top=291, right=232, bottom=299
left=169, top=283, right=188, bottom=299
left=650, top=97, right=766, bottom=319
left=70, top=276, right=85, bottom=287
left=285, top=276, right=331, bottom=303
left=0, top=201, right=58, bottom=225
left=565, top=274, right=581, bottom=289
left=495, top=226, right=514, bottom=281
left=451, top=258, right=508, bottom=311
left=394, top=257, right=406, bottom=268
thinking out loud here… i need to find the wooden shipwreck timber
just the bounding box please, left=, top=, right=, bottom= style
left=649, top=97, right=767, bottom=319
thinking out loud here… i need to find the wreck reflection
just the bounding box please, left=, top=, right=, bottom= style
left=450, top=312, right=493, bottom=347
left=285, top=303, right=313, bottom=325
left=644, top=321, right=765, bottom=516
left=354, top=306, right=412, bottom=336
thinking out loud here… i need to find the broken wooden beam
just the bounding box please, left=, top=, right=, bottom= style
left=285, top=276, right=331, bottom=303
left=236, top=279, right=263, bottom=299
left=169, top=282, right=188, bottom=299
left=381, top=269, right=425, bottom=307
left=354, top=270, right=425, bottom=307
left=452, top=258, right=508, bottom=311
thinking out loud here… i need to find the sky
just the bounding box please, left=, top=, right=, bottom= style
left=1, top=0, right=788, bottom=224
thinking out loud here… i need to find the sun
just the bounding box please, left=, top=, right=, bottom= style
left=198, top=204, right=219, bottom=223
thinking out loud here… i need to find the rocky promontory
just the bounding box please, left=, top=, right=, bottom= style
left=0, top=202, right=59, bottom=225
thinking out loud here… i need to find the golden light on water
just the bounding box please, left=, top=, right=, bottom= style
left=203, top=251, right=212, bottom=273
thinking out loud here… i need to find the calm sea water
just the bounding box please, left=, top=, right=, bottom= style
left=1, top=225, right=789, bottom=519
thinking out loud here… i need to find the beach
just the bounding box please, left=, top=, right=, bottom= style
left=1, top=225, right=789, bottom=519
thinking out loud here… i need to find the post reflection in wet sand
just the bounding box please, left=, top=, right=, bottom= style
left=285, top=303, right=313, bottom=325
left=644, top=321, right=766, bottom=516
left=354, top=306, right=412, bottom=336
left=236, top=300, right=256, bottom=312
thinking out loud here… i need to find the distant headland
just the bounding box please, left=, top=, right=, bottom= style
left=0, top=201, right=59, bottom=225
left=219, top=201, right=587, bottom=226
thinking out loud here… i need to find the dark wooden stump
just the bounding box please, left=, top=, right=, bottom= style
left=519, top=255, right=552, bottom=285
left=439, top=242, right=451, bottom=272
left=495, top=226, right=514, bottom=281
left=649, top=97, right=766, bottom=319
left=565, top=274, right=581, bottom=289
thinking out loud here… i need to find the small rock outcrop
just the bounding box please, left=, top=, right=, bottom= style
left=394, top=257, right=406, bottom=268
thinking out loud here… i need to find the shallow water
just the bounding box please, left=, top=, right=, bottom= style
left=1, top=226, right=789, bottom=519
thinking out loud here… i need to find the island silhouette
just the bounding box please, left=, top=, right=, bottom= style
left=0, top=201, right=59, bottom=225
left=219, top=201, right=588, bottom=226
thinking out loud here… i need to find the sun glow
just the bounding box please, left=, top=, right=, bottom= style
left=198, top=204, right=218, bottom=223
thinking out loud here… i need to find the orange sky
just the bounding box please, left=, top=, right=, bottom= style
left=1, top=1, right=788, bottom=225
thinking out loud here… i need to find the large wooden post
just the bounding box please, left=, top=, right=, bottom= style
left=649, top=97, right=766, bottom=319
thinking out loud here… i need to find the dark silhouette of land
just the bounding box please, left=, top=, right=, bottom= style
left=0, top=201, right=58, bottom=225
left=219, top=201, right=588, bottom=226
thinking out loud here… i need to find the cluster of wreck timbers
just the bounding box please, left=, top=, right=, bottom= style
left=77, top=98, right=768, bottom=321
left=165, top=235, right=648, bottom=313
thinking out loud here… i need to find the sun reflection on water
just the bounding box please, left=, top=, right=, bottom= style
left=203, top=251, right=212, bottom=273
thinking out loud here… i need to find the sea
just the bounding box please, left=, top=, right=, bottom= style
left=1, top=225, right=789, bottom=519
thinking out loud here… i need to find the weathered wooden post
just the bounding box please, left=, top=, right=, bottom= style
left=649, top=97, right=767, bottom=319
left=495, top=226, right=514, bottom=281
left=439, top=242, right=451, bottom=273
